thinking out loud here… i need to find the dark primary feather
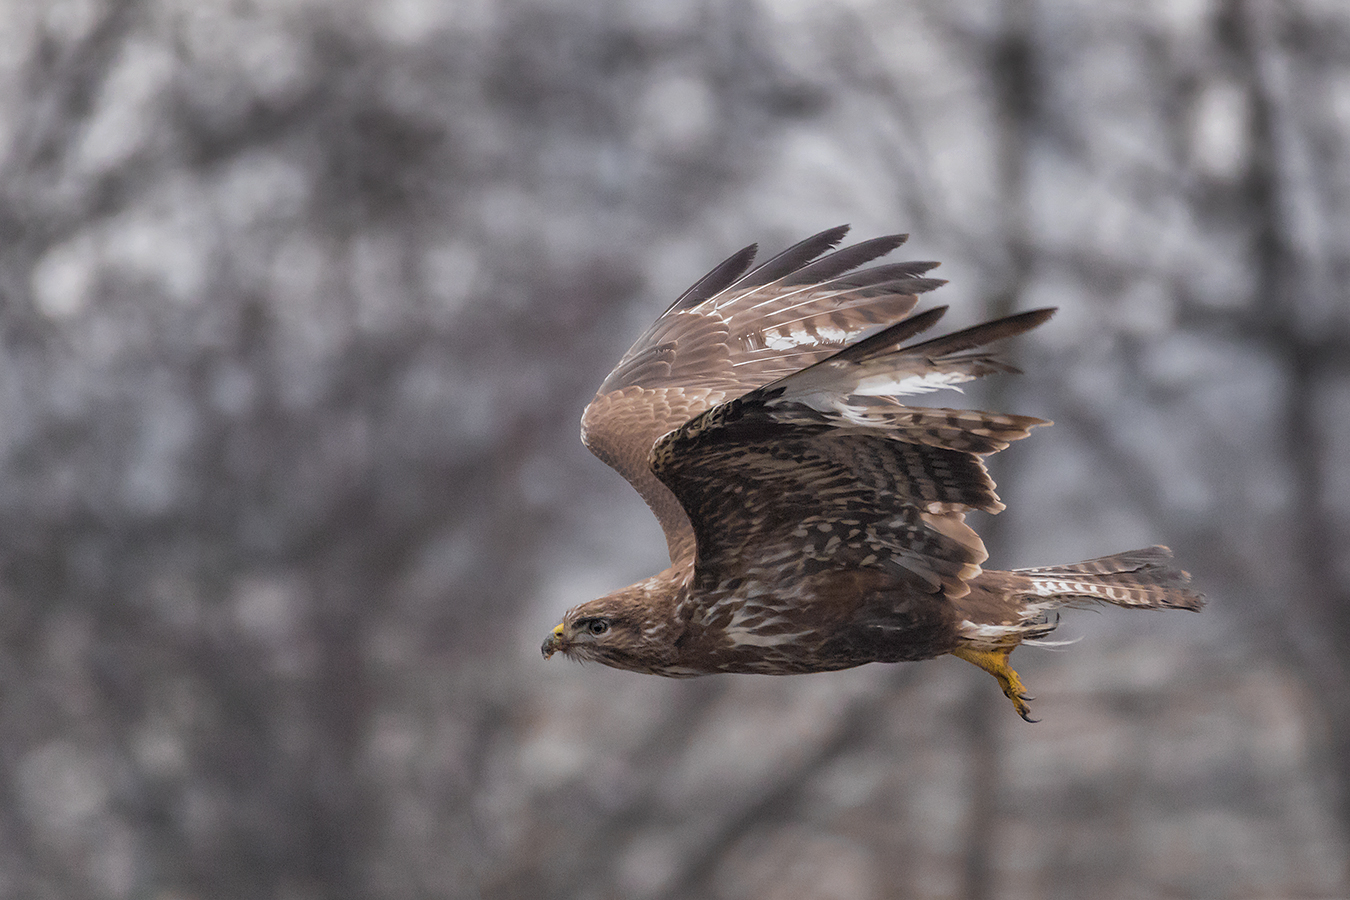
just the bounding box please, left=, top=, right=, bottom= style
left=831, top=260, right=944, bottom=285
left=899, top=307, right=1056, bottom=359
left=662, top=242, right=758, bottom=315
left=729, top=224, right=851, bottom=291
left=781, top=233, right=911, bottom=285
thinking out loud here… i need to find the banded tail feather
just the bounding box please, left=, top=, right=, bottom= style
left=1015, top=545, right=1205, bottom=612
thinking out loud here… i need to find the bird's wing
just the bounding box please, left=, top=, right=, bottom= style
left=650, top=308, right=1055, bottom=609
left=582, top=226, right=945, bottom=562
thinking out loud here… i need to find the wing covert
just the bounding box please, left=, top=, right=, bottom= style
left=648, top=307, right=1055, bottom=606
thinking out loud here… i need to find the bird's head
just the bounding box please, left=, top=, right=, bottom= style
left=540, top=594, right=676, bottom=674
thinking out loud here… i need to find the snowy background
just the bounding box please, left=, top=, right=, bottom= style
left=0, top=0, right=1348, bottom=898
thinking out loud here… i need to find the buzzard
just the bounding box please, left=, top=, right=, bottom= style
left=541, top=226, right=1203, bottom=720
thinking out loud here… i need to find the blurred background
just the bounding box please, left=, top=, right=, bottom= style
left=0, top=0, right=1348, bottom=898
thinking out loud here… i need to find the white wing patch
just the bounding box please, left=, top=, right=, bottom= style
left=761, top=324, right=851, bottom=351
left=852, top=369, right=971, bottom=396
left=776, top=362, right=974, bottom=425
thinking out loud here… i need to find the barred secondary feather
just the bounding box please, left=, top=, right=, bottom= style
left=545, top=226, right=1204, bottom=720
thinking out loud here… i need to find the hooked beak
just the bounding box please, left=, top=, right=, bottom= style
left=541, top=622, right=565, bottom=659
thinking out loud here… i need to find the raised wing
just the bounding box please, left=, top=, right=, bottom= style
left=582, top=226, right=946, bottom=562
left=650, top=308, right=1055, bottom=603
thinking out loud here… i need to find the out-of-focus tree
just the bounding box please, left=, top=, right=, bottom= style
left=0, top=1, right=1345, bottom=899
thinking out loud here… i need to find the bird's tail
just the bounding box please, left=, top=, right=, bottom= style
left=1013, top=545, right=1205, bottom=612
left=955, top=545, right=1203, bottom=722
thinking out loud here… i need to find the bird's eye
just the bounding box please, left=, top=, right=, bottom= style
left=587, top=619, right=610, bottom=636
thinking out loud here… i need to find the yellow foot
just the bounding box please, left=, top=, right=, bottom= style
left=953, top=647, right=1038, bottom=722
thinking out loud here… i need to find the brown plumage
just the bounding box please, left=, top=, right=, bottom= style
left=542, top=226, right=1203, bottom=720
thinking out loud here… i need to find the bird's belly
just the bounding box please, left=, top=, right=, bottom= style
left=677, top=580, right=960, bottom=675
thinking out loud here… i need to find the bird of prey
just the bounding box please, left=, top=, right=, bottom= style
left=541, top=226, right=1203, bottom=720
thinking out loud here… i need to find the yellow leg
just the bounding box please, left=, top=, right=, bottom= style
left=953, top=647, right=1038, bottom=722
